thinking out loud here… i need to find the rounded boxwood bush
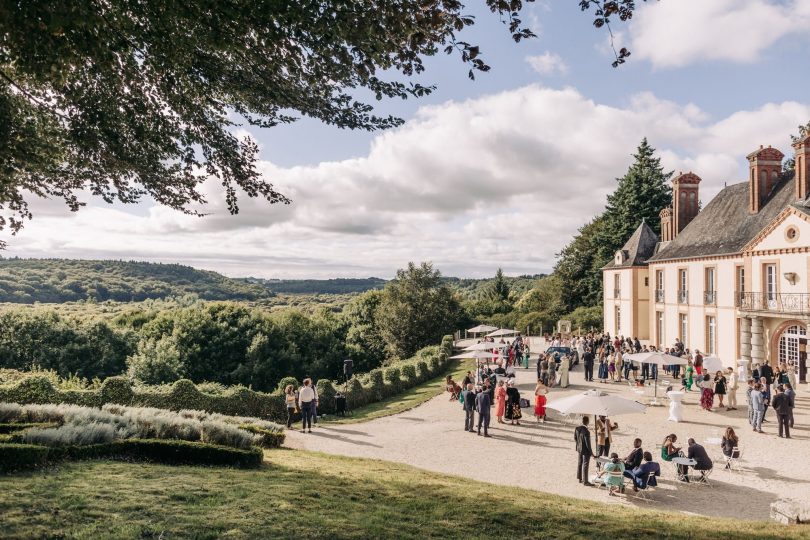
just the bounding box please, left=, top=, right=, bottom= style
left=416, top=360, right=430, bottom=382
left=428, top=356, right=441, bottom=375
left=169, top=379, right=209, bottom=411
left=384, top=367, right=401, bottom=395
left=366, top=369, right=385, bottom=401
left=277, top=377, right=299, bottom=393
left=401, top=364, right=418, bottom=384
left=345, top=378, right=366, bottom=409
left=100, top=377, right=134, bottom=405
left=315, top=379, right=337, bottom=414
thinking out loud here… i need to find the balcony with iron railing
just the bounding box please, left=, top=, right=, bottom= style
left=704, top=290, right=716, bottom=305
left=654, top=289, right=665, bottom=303
left=736, top=292, right=810, bottom=315
left=677, top=289, right=688, bottom=304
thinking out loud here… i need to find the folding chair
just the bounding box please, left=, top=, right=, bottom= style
left=635, top=471, right=658, bottom=501
left=692, top=467, right=713, bottom=486
left=725, top=446, right=742, bottom=471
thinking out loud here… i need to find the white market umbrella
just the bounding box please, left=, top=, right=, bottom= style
left=465, top=342, right=507, bottom=351
left=627, top=352, right=688, bottom=405
left=547, top=389, right=646, bottom=417
left=702, top=356, right=724, bottom=374
left=450, top=350, right=500, bottom=385
left=468, top=324, right=499, bottom=334
left=487, top=328, right=518, bottom=337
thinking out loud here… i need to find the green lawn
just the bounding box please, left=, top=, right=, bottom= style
left=321, top=358, right=473, bottom=424
left=1, top=450, right=807, bottom=539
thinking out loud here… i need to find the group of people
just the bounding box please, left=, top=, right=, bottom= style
left=747, top=376, right=796, bottom=438
left=284, top=378, right=320, bottom=432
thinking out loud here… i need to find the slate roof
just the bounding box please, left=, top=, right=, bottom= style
left=647, top=173, right=797, bottom=263
left=603, top=220, right=659, bottom=269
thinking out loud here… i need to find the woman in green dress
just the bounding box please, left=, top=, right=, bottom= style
left=682, top=360, right=694, bottom=391
left=522, top=344, right=530, bottom=369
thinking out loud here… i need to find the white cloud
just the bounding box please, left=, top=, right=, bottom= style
left=630, top=0, right=810, bottom=68
left=7, top=86, right=810, bottom=278
left=526, top=51, right=569, bottom=75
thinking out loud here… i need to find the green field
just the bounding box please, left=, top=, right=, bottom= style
left=1, top=450, right=805, bottom=539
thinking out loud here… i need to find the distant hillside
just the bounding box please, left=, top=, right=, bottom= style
left=250, top=277, right=387, bottom=295
left=0, top=259, right=273, bottom=303
left=247, top=274, right=546, bottom=299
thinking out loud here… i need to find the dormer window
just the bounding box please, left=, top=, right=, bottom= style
left=615, top=250, right=626, bottom=264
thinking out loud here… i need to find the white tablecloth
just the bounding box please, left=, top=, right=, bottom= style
left=667, top=391, right=685, bottom=422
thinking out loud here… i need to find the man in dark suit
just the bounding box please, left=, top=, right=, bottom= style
left=582, top=348, right=595, bottom=382
left=574, top=416, right=596, bottom=486
left=475, top=387, right=492, bottom=437
left=772, top=385, right=792, bottom=438
left=461, top=384, right=475, bottom=432
left=623, top=438, right=644, bottom=470
left=684, top=438, right=712, bottom=482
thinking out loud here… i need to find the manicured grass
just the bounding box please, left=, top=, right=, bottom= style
left=322, top=358, right=473, bottom=424
left=1, top=450, right=806, bottom=539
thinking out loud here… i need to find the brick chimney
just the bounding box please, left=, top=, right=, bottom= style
left=794, top=134, right=810, bottom=200
left=672, top=172, right=701, bottom=236
left=747, top=145, right=785, bottom=213
left=659, top=207, right=673, bottom=242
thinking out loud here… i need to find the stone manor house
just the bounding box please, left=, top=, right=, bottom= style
left=603, top=134, right=810, bottom=382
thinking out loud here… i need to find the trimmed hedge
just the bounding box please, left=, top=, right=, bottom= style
left=0, top=336, right=455, bottom=422
left=0, top=439, right=263, bottom=472
left=239, top=424, right=285, bottom=449
left=0, top=422, right=57, bottom=434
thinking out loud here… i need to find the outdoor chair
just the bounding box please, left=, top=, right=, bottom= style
left=634, top=471, right=658, bottom=501
left=691, top=467, right=713, bottom=487
left=725, top=446, right=742, bottom=471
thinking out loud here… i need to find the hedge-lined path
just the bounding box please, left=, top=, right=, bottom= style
left=285, top=345, right=810, bottom=522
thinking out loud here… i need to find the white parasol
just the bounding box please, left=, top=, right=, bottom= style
left=627, top=352, right=688, bottom=405
left=547, top=389, right=646, bottom=417
left=486, top=328, right=518, bottom=337
left=468, top=324, right=499, bottom=334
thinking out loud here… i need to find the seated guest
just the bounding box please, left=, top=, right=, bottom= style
left=623, top=438, right=643, bottom=470
left=596, top=453, right=626, bottom=496
left=446, top=376, right=461, bottom=401
left=623, top=451, right=661, bottom=491
left=505, top=364, right=516, bottom=378
left=721, top=427, right=740, bottom=469
left=683, top=438, right=713, bottom=483
left=494, top=365, right=506, bottom=375
left=661, top=434, right=681, bottom=461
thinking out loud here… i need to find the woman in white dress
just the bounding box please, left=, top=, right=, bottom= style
left=559, top=354, right=570, bottom=388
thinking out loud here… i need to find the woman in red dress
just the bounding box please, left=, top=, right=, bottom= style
left=495, top=380, right=507, bottom=423
left=534, top=380, right=548, bottom=423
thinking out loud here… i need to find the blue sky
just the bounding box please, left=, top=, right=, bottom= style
left=9, top=0, right=810, bottom=279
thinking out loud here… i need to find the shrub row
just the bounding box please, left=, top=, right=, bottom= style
left=0, top=336, right=455, bottom=422
left=0, top=439, right=263, bottom=473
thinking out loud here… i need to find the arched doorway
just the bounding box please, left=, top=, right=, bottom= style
left=771, top=320, right=807, bottom=382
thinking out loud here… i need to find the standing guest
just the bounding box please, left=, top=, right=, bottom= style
left=539, top=356, right=550, bottom=387
left=504, top=379, right=522, bottom=426
left=714, top=370, right=727, bottom=409
left=495, top=380, right=507, bottom=424
left=721, top=427, right=740, bottom=468
left=534, top=380, right=548, bottom=423
left=559, top=354, right=570, bottom=388
left=726, top=367, right=738, bottom=410
left=461, top=383, right=476, bottom=433
left=297, top=378, right=317, bottom=433
left=583, top=348, right=595, bottom=382
left=475, top=386, right=492, bottom=437
left=574, top=416, right=596, bottom=486
left=522, top=344, right=531, bottom=369
left=681, top=360, right=694, bottom=392
left=772, top=385, right=792, bottom=438
left=694, top=350, right=704, bottom=376
left=310, top=380, right=320, bottom=426
left=598, top=355, right=609, bottom=383
left=785, top=383, right=796, bottom=428
left=746, top=379, right=756, bottom=426
left=760, top=362, right=775, bottom=387
left=547, top=360, right=557, bottom=388
left=623, top=438, right=644, bottom=470
left=699, top=373, right=714, bottom=412
left=622, top=349, right=632, bottom=381
left=778, top=363, right=790, bottom=385
left=595, top=415, right=618, bottom=458
left=608, top=354, right=617, bottom=382
left=760, top=377, right=771, bottom=423
left=787, top=362, right=798, bottom=390
left=462, top=371, right=474, bottom=388
left=751, top=382, right=765, bottom=433
left=284, top=384, right=298, bottom=429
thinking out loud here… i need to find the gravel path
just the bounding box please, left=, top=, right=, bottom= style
left=286, top=350, right=810, bottom=521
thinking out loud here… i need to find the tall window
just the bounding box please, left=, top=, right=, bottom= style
left=779, top=325, right=807, bottom=366
left=679, top=313, right=688, bottom=346
left=656, top=312, right=664, bottom=347
left=655, top=270, right=664, bottom=303
left=704, top=267, right=716, bottom=304
left=614, top=273, right=621, bottom=298
left=615, top=306, right=621, bottom=336
left=736, top=266, right=745, bottom=300
left=706, top=316, right=716, bottom=355
left=764, top=264, right=777, bottom=302
left=678, top=269, right=688, bottom=304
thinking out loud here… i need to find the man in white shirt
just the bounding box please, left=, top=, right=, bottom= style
left=298, top=378, right=317, bottom=433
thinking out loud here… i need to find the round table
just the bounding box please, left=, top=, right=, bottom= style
left=671, top=457, right=696, bottom=482
left=666, top=391, right=685, bottom=422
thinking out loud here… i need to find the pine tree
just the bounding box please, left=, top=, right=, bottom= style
left=595, top=138, right=673, bottom=268
left=489, top=268, right=511, bottom=302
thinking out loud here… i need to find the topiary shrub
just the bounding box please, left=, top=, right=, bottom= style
left=428, top=355, right=441, bottom=375
left=315, top=379, right=337, bottom=415
left=277, top=377, right=299, bottom=393
left=168, top=379, right=210, bottom=411
left=383, top=367, right=401, bottom=393
left=100, top=377, right=134, bottom=405
left=416, top=360, right=430, bottom=382
left=240, top=424, right=285, bottom=448
left=401, top=364, right=418, bottom=384
left=1, top=377, right=59, bottom=405
left=0, top=443, right=50, bottom=473
left=366, top=369, right=385, bottom=401
left=345, top=378, right=366, bottom=409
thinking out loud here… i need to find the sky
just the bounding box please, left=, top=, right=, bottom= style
left=6, top=0, right=810, bottom=279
